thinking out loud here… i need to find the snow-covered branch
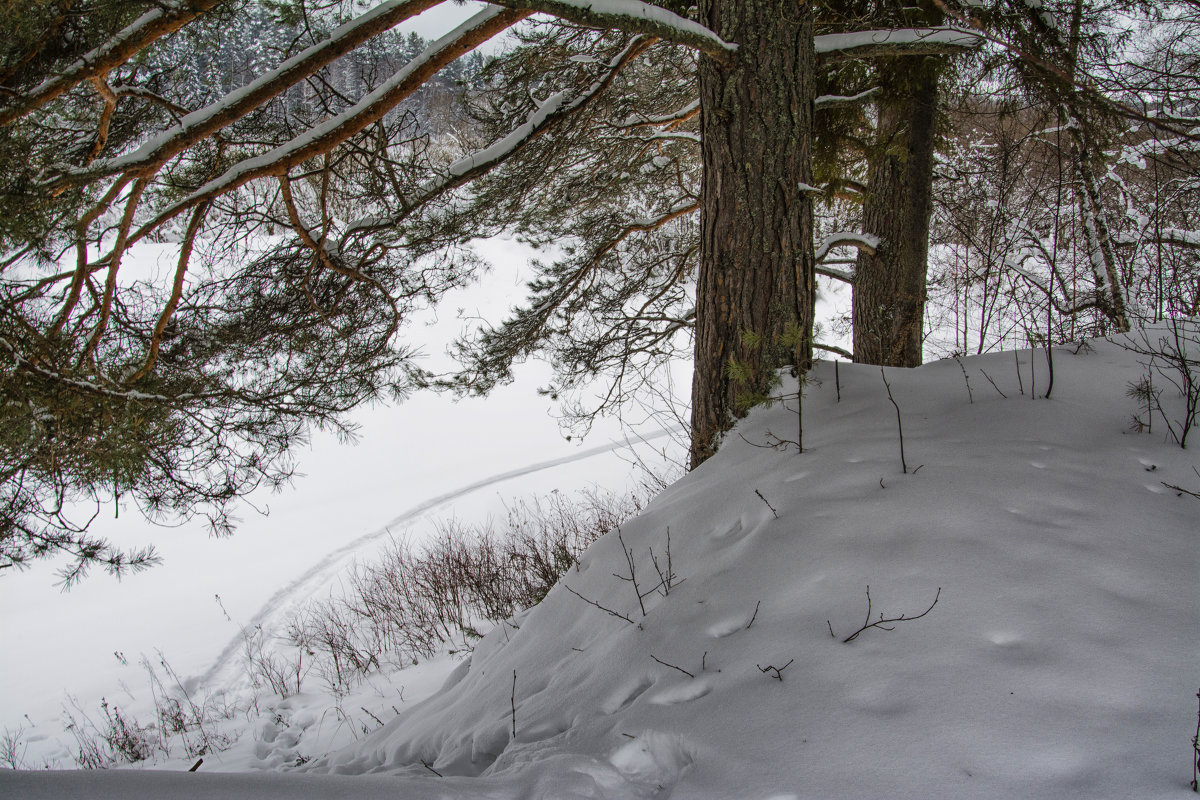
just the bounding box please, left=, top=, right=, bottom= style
left=124, top=5, right=530, bottom=250
left=1115, top=229, right=1200, bottom=251
left=486, top=0, right=736, bottom=59
left=814, top=342, right=854, bottom=360
left=619, top=99, right=699, bottom=128
left=815, top=27, right=981, bottom=63
left=0, top=0, right=226, bottom=126
left=816, top=264, right=854, bottom=284
left=46, top=0, right=445, bottom=188
left=815, top=232, right=879, bottom=262
left=342, top=35, right=657, bottom=242
left=815, top=87, right=881, bottom=111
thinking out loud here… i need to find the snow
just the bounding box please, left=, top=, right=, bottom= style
left=814, top=88, right=880, bottom=110
left=814, top=27, right=982, bottom=55
left=815, top=231, right=880, bottom=261
left=515, top=1, right=735, bottom=54
left=3, top=332, right=1197, bottom=798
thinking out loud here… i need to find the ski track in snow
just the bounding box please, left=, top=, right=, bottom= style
left=200, top=430, right=673, bottom=686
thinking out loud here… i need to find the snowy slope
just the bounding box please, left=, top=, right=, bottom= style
left=3, top=335, right=1198, bottom=799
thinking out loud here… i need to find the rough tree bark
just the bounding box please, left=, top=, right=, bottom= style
left=690, top=0, right=815, bottom=468
left=852, top=53, right=939, bottom=367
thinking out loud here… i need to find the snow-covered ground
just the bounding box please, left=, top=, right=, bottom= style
left=3, top=332, right=1197, bottom=798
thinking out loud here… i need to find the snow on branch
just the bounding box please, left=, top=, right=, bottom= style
left=816, top=264, right=854, bottom=284
left=1115, top=229, right=1200, bottom=251
left=618, top=99, right=700, bottom=128
left=814, top=342, right=853, bottom=360
left=0, top=0, right=225, bottom=126
left=815, top=27, right=981, bottom=63
left=123, top=5, right=530, bottom=250
left=342, top=36, right=657, bottom=243
left=487, top=0, right=736, bottom=59
left=815, top=232, right=879, bottom=262
left=47, top=0, right=444, bottom=188
left=815, top=87, right=881, bottom=111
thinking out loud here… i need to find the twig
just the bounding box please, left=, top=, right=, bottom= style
left=648, top=527, right=682, bottom=597
left=1015, top=351, right=1025, bottom=395
left=650, top=654, right=695, bottom=679
left=746, top=600, right=761, bottom=629
left=755, top=489, right=779, bottom=519
left=1163, top=481, right=1200, bottom=500
left=880, top=368, right=908, bottom=474
left=953, top=355, right=974, bottom=403
left=360, top=707, right=385, bottom=728
left=738, top=431, right=799, bottom=452
left=1190, top=688, right=1199, bottom=791
left=979, top=368, right=1008, bottom=398
left=842, top=586, right=941, bottom=643
left=835, top=359, right=841, bottom=403
left=562, top=583, right=636, bottom=625
left=188, top=758, right=203, bottom=772
left=511, top=670, right=517, bottom=740
left=613, top=528, right=647, bottom=617
left=421, top=759, right=443, bottom=777
left=827, top=620, right=836, bottom=638
left=756, top=659, right=794, bottom=681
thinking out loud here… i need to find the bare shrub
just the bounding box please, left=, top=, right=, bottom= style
left=62, top=697, right=155, bottom=768
left=278, top=483, right=659, bottom=690
left=1, top=726, right=29, bottom=770
left=286, top=600, right=380, bottom=696
left=242, top=624, right=306, bottom=699
left=1122, top=319, right=1200, bottom=448
left=141, top=653, right=235, bottom=757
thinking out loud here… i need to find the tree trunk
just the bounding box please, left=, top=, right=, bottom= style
left=852, top=54, right=939, bottom=367
left=689, top=0, right=815, bottom=468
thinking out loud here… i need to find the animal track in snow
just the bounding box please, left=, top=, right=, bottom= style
left=706, top=615, right=751, bottom=639
left=649, top=680, right=711, bottom=706
left=603, top=677, right=652, bottom=714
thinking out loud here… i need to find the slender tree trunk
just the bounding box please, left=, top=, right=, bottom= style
left=1061, top=0, right=1129, bottom=333
left=689, top=0, right=815, bottom=468
left=852, top=54, right=939, bottom=367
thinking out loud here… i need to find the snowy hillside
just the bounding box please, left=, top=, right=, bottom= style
left=3, top=335, right=1198, bottom=799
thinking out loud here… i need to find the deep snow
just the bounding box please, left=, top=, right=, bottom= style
left=3, top=333, right=1197, bottom=798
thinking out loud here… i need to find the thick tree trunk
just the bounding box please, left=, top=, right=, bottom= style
left=689, top=0, right=815, bottom=468
left=852, top=55, right=939, bottom=367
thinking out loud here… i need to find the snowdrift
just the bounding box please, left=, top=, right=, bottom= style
left=4, top=337, right=1197, bottom=799
left=306, top=337, right=1198, bottom=798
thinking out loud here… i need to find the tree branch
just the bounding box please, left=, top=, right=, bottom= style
left=487, top=0, right=736, bottom=59
left=0, top=0, right=226, bottom=126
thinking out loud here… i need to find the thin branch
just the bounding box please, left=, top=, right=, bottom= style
left=842, top=586, right=941, bottom=643
left=650, top=654, right=694, bottom=679
left=754, top=489, right=779, bottom=519
left=756, top=659, right=794, bottom=681
left=561, top=583, right=636, bottom=625
left=880, top=368, right=908, bottom=474
left=746, top=600, right=761, bottom=630
left=130, top=202, right=209, bottom=383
